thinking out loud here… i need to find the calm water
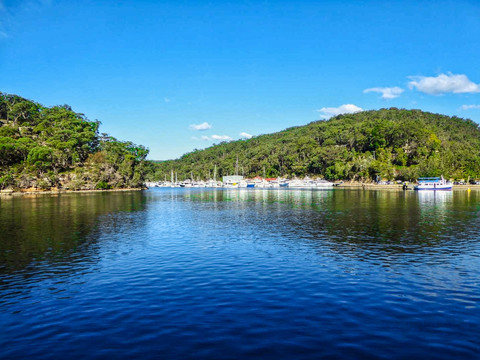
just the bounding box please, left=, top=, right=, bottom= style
left=1, top=188, right=479, bottom=359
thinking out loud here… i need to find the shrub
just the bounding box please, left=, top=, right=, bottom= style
left=95, top=181, right=110, bottom=190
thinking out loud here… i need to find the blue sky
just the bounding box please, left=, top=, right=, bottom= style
left=1, top=0, right=480, bottom=160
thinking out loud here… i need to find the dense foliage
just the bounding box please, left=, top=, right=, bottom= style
left=0, top=92, right=149, bottom=190
left=149, top=108, right=480, bottom=182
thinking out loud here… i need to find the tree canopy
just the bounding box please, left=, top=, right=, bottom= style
left=0, top=92, right=149, bottom=190
left=148, top=108, right=480, bottom=182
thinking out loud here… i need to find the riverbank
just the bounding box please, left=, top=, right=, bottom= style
left=2, top=183, right=478, bottom=196
left=0, top=187, right=145, bottom=197
left=337, top=182, right=479, bottom=190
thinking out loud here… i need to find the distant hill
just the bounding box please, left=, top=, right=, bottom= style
left=149, top=108, right=480, bottom=181
left=0, top=92, right=149, bottom=191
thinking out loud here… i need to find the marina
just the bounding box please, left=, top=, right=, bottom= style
left=146, top=177, right=337, bottom=189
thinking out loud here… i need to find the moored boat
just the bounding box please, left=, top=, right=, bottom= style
left=246, top=181, right=255, bottom=188
left=414, top=176, right=453, bottom=191
left=315, top=179, right=334, bottom=187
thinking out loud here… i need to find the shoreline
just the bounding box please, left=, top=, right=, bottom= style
left=337, top=182, right=478, bottom=190
left=2, top=184, right=478, bottom=196
left=0, top=188, right=145, bottom=197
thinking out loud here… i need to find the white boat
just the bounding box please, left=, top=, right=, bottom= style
left=315, top=179, right=334, bottom=187
left=268, top=178, right=289, bottom=188
left=414, top=176, right=453, bottom=191
left=145, top=181, right=159, bottom=188
left=289, top=177, right=315, bottom=188
left=279, top=178, right=289, bottom=187
left=236, top=180, right=248, bottom=188
left=192, top=180, right=207, bottom=188
left=253, top=178, right=269, bottom=188
left=179, top=179, right=193, bottom=188
left=223, top=179, right=239, bottom=188
left=206, top=179, right=221, bottom=188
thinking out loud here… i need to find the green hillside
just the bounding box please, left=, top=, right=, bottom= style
left=150, top=108, right=480, bottom=182
left=0, top=92, right=149, bottom=191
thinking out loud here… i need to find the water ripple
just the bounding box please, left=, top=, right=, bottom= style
left=0, top=189, right=479, bottom=358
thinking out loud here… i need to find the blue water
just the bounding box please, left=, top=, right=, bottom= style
left=1, top=188, right=479, bottom=359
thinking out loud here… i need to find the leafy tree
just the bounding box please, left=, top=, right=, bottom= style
left=0, top=92, right=149, bottom=190
left=147, top=108, right=480, bottom=182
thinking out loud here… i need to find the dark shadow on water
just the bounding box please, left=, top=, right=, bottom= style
left=0, top=191, right=148, bottom=277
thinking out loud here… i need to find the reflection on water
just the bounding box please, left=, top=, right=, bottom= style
left=186, top=188, right=334, bottom=210
left=0, top=191, right=146, bottom=275
left=185, top=188, right=480, bottom=260
left=1, top=188, right=480, bottom=359
left=417, top=189, right=453, bottom=203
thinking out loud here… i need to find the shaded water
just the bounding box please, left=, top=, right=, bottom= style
left=1, top=189, right=479, bottom=359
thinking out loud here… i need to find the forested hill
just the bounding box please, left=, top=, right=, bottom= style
left=150, top=108, right=480, bottom=182
left=0, top=92, right=149, bottom=191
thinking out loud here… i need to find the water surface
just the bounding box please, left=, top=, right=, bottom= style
left=1, top=189, right=479, bottom=359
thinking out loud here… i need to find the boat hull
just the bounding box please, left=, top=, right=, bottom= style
left=414, top=185, right=452, bottom=190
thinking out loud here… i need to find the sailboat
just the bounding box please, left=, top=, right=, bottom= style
left=206, top=165, right=220, bottom=187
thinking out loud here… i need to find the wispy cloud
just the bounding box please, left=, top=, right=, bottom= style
left=363, top=86, right=404, bottom=99
left=317, top=104, right=363, bottom=119
left=189, top=122, right=212, bottom=131
left=0, top=0, right=6, bottom=38
left=0, top=0, right=52, bottom=39
left=163, top=97, right=170, bottom=103
left=0, top=0, right=53, bottom=39
left=408, top=73, right=480, bottom=95
left=239, top=132, right=253, bottom=139
left=459, top=104, right=480, bottom=111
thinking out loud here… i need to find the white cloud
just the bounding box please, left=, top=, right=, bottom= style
left=239, top=132, right=253, bottom=139
left=317, top=104, right=363, bottom=119
left=460, top=104, right=480, bottom=110
left=195, top=134, right=232, bottom=141
left=164, top=97, right=170, bottom=103
left=408, top=73, right=480, bottom=95
left=363, top=86, right=404, bottom=99
left=189, top=122, right=212, bottom=131
left=211, top=134, right=232, bottom=141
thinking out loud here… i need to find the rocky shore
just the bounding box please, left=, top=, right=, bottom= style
left=0, top=187, right=145, bottom=196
